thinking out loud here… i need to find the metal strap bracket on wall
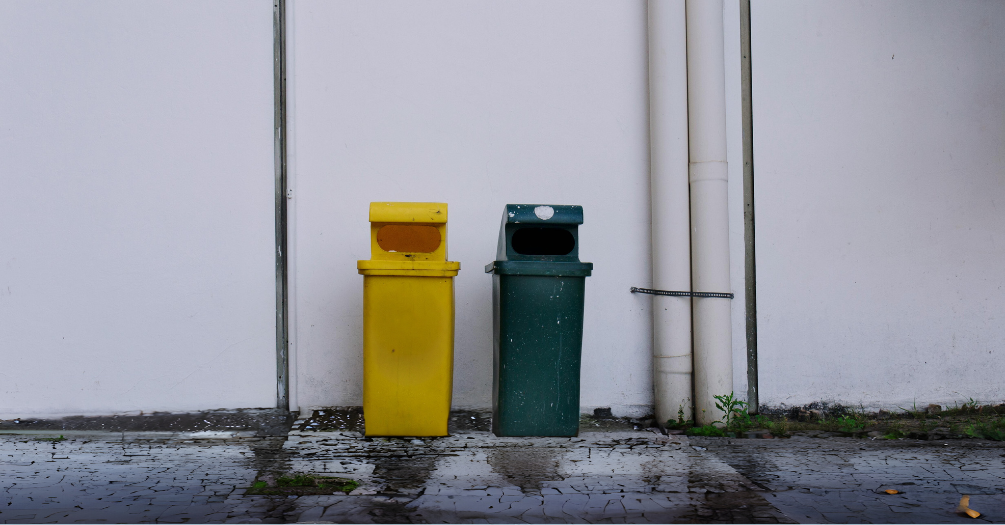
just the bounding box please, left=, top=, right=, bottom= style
left=630, top=287, right=734, bottom=299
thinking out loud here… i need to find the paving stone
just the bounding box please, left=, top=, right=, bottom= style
left=292, top=505, right=325, bottom=523
left=603, top=499, right=628, bottom=517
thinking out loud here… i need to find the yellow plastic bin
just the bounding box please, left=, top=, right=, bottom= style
left=357, top=202, right=460, bottom=436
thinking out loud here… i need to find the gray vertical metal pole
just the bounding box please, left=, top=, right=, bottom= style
left=739, top=0, right=758, bottom=414
left=274, top=0, right=290, bottom=411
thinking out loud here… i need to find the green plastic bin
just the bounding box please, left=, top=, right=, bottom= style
left=485, top=204, right=593, bottom=437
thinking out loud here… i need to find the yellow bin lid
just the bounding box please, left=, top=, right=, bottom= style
left=369, top=202, right=447, bottom=223
left=359, top=202, right=459, bottom=275
left=357, top=260, right=460, bottom=276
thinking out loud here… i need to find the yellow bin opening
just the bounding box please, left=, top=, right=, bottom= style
left=357, top=202, right=460, bottom=436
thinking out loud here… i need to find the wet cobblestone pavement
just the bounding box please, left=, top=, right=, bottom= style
left=692, top=434, right=1005, bottom=524
left=2, top=422, right=1004, bottom=523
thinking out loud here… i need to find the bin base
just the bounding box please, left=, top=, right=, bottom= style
left=362, top=275, right=454, bottom=437
left=491, top=274, right=585, bottom=438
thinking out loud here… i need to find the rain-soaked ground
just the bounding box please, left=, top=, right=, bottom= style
left=1, top=410, right=1004, bottom=523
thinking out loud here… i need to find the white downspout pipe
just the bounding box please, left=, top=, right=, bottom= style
left=685, top=0, right=732, bottom=425
left=647, top=0, right=693, bottom=427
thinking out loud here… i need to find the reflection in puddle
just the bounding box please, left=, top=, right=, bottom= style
left=370, top=452, right=438, bottom=495
left=487, top=447, right=561, bottom=494
left=249, top=436, right=292, bottom=476
left=268, top=431, right=799, bottom=523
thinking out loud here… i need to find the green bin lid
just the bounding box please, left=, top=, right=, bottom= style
left=502, top=204, right=583, bottom=225
left=485, top=260, right=593, bottom=276
left=488, top=204, right=592, bottom=274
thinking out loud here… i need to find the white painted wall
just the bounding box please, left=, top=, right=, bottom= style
left=0, top=1, right=277, bottom=417
left=753, top=1, right=1005, bottom=410
left=289, top=1, right=673, bottom=416
left=2, top=0, right=995, bottom=419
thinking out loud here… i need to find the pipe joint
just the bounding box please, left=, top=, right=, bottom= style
left=688, top=161, right=728, bottom=183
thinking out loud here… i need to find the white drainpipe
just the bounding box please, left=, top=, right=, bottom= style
left=685, top=0, right=732, bottom=425
left=647, top=0, right=693, bottom=426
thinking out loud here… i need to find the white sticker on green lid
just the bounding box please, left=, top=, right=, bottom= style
left=534, top=206, right=555, bottom=220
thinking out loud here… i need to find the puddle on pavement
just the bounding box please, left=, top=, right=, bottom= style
left=248, top=436, right=292, bottom=475
left=487, top=446, right=561, bottom=494
left=370, top=449, right=439, bottom=495
left=0, top=429, right=805, bottom=524
left=276, top=410, right=802, bottom=522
